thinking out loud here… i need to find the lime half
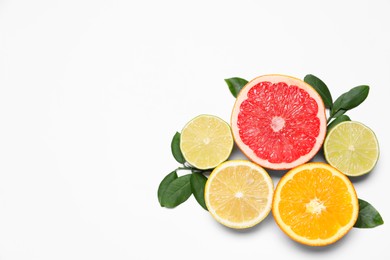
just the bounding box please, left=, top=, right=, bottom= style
left=180, top=114, right=234, bottom=170
left=324, top=121, right=379, bottom=176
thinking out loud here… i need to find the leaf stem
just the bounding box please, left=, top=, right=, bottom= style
left=177, top=166, right=194, bottom=170
left=327, top=115, right=334, bottom=124
left=327, top=109, right=347, bottom=124
left=176, top=166, right=203, bottom=173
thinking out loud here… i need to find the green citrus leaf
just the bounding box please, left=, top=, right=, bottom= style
left=224, top=77, right=248, bottom=98
left=331, top=108, right=347, bottom=119
left=331, top=85, right=369, bottom=116
left=190, top=173, right=208, bottom=211
left=354, top=199, right=384, bottom=228
left=327, top=114, right=351, bottom=132
left=171, top=132, right=185, bottom=164
left=161, top=174, right=192, bottom=208
left=158, top=170, right=178, bottom=206
left=304, top=74, right=333, bottom=108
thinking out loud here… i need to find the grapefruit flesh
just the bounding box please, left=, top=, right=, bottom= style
left=231, top=75, right=327, bottom=170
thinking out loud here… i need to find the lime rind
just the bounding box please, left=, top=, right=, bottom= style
left=180, top=114, right=234, bottom=170
left=324, top=121, right=379, bottom=176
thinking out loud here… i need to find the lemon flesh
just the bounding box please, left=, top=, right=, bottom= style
left=205, top=160, right=274, bottom=229
left=324, top=121, right=379, bottom=176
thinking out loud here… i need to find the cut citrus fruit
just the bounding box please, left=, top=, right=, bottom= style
left=324, top=121, right=379, bottom=176
left=180, top=114, right=234, bottom=170
left=204, top=160, right=274, bottom=229
left=231, top=74, right=327, bottom=170
left=272, top=162, right=359, bottom=246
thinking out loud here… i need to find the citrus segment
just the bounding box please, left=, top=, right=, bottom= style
left=272, top=162, right=359, bottom=246
left=324, top=121, right=379, bottom=176
left=180, top=114, right=234, bottom=170
left=205, top=160, right=274, bottom=229
left=231, top=74, right=327, bottom=170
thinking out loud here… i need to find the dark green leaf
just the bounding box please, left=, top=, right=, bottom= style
left=304, top=74, right=333, bottom=108
left=354, top=199, right=384, bottom=228
left=332, top=93, right=347, bottom=116
left=190, top=173, right=208, bottom=211
left=327, top=115, right=351, bottom=131
left=331, top=85, right=369, bottom=116
left=224, top=77, right=248, bottom=98
left=161, top=174, right=192, bottom=208
left=330, top=109, right=347, bottom=120
left=158, top=170, right=178, bottom=206
left=171, top=132, right=185, bottom=164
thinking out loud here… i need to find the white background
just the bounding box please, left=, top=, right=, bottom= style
left=0, top=0, right=389, bottom=259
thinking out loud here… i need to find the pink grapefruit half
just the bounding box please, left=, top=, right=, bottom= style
left=231, top=74, right=327, bottom=170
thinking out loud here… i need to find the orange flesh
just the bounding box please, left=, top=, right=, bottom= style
left=279, top=168, right=354, bottom=240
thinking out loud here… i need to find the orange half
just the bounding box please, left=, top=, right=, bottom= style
left=272, top=162, right=359, bottom=246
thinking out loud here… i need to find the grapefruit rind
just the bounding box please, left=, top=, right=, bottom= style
left=204, top=160, right=274, bottom=229
left=272, top=162, right=359, bottom=246
left=231, top=74, right=327, bottom=170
